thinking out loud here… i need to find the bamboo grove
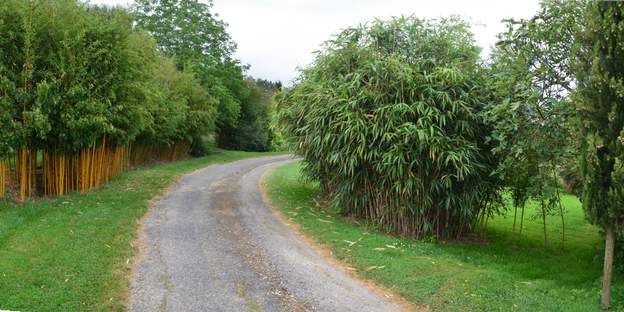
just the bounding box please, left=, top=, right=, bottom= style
left=0, top=0, right=228, bottom=201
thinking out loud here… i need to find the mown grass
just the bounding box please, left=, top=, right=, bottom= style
left=0, top=150, right=282, bottom=312
left=265, top=162, right=623, bottom=311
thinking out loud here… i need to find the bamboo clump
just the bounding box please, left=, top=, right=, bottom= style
left=276, top=17, right=501, bottom=239
left=131, top=141, right=189, bottom=167
left=0, top=0, right=216, bottom=202
left=42, top=137, right=133, bottom=196
left=2, top=138, right=184, bottom=201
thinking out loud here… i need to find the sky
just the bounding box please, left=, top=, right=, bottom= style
left=91, top=0, right=540, bottom=85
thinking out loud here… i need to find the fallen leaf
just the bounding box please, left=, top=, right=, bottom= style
left=365, top=265, right=386, bottom=272
left=343, top=236, right=363, bottom=247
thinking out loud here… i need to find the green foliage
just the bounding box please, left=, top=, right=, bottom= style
left=0, top=0, right=221, bottom=158
left=217, top=79, right=278, bottom=152
left=277, top=17, right=499, bottom=238
left=486, top=0, right=585, bottom=242
left=133, top=0, right=248, bottom=139
left=0, top=1, right=25, bottom=157
left=132, top=37, right=217, bottom=149
left=574, top=2, right=624, bottom=229
left=267, top=162, right=615, bottom=311
left=0, top=0, right=150, bottom=152
left=132, top=0, right=235, bottom=68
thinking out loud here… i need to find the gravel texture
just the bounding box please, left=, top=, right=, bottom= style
left=130, top=155, right=401, bottom=312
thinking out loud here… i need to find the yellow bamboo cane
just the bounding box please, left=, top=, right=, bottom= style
left=0, top=159, right=5, bottom=198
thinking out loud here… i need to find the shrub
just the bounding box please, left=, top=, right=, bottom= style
left=277, top=17, right=499, bottom=239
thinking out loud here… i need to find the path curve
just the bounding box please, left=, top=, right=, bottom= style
left=130, top=155, right=403, bottom=312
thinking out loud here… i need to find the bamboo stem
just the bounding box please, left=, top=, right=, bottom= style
left=0, top=159, right=5, bottom=198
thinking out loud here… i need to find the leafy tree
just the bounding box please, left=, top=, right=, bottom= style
left=487, top=0, right=584, bottom=246
left=573, top=1, right=624, bottom=308
left=132, top=0, right=234, bottom=68
left=133, top=0, right=245, bottom=141
left=217, top=79, right=275, bottom=151
left=135, top=55, right=189, bottom=146
left=126, top=30, right=217, bottom=149
left=277, top=17, right=499, bottom=238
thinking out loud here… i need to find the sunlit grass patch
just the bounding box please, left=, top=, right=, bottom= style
left=266, top=161, right=621, bottom=312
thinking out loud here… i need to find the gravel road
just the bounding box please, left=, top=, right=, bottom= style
left=130, top=155, right=403, bottom=312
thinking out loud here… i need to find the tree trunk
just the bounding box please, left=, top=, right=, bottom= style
left=554, top=172, right=565, bottom=250
left=513, top=205, right=518, bottom=233
left=560, top=207, right=565, bottom=250
left=558, top=197, right=565, bottom=250
left=601, top=224, right=615, bottom=309
left=542, top=201, right=548, bottom=246
left=519, top=204, right=525, bottom=235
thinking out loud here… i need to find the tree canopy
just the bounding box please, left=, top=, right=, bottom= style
left=133, top=0, right=263, bottom=150
left=574, top=2, right=624, bottom=308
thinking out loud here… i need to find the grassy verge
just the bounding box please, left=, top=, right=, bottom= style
left=265, top=161, right=623, bottom=312
left=0, top=150, right=282, bottom=312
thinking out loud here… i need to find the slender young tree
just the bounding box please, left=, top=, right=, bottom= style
left=488, top=0, right=584, bottom=247
left=574, top=2, right=624, bottom=309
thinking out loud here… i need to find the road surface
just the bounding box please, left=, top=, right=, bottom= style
left=130, top=155, right=403, bottom=312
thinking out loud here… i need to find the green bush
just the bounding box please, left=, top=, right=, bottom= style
left=277, top=17, right=499, bottom=238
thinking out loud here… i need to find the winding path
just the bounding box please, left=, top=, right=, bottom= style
left=130, top=155, right=403, bottom=312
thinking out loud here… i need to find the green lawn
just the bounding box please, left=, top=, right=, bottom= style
left=265, top=161, right=623, bottom=312
left=0, top=150, right=281, bottom=312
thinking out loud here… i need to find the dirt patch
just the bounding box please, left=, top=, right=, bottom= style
left=259, top=168, right=428, bottom=312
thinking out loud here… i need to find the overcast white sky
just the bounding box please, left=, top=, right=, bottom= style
left=91, top=0, right=540, bottom=84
